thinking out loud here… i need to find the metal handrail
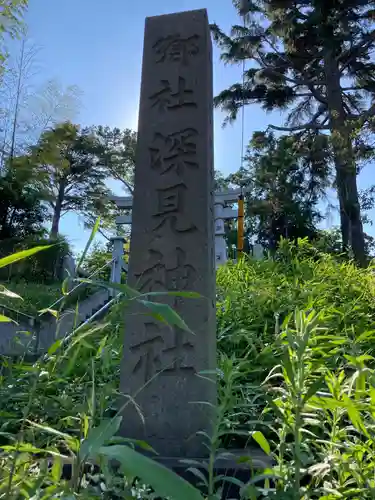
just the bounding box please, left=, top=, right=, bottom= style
left=72, top=292, right=123, bottom=334
left=0, top=258, right=116, bottom=327
left=0, top=304, right=38, bottom=324
left=44, top=292, right=124, bottom=356
left=3, top=256, right=123, bottom=359
left=43, top=258, right=115, bottom=313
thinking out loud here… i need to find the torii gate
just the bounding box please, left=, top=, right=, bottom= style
left=110, top=189, right=243, bottom=268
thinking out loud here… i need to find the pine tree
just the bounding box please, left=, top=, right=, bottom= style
left=212, top=0, right=375, bottom=266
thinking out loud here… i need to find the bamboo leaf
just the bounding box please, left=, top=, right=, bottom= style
left=76, top=217, right=100, bottom=272
left=251, top=431, right=271, bottom=455
left=0, top=245, right=53, bottom=269
left=26, top=420, right=73, bottom=440
left=0, top=287, right=22, bottom=299
left=186, top=467, right=208, bottom=486
left=138, top=299, right=193, bottom=333
left=98, top=445, right=204, bottom=500
left=282, top=352, right=295, bottom=387
left=79, top=416, right=122, bottom=460
left=39, top=308, right=58, bottom=318
left=0, top=314, right=13, bottom=322
left=79, top=279, right=139, bottom=298
left=141, top=291, right=202, bottom=299
left=48, top=340, right=62, bottom=355
left=303, top=376, right=325, bottom=405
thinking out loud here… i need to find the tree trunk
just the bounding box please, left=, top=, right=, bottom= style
left=9, top=37, right=25, bottom=164
left=337, top=170, right=350, bottom=253
left=0, top=206, right=9, bottom=239
left=323, top=49, right=366, bottom=267
left=50, top=178, right=66, bottom=239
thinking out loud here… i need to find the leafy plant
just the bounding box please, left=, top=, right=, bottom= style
left=0, top=243, right=207, bottom=499
left=2, top=238, right=375, bottom=498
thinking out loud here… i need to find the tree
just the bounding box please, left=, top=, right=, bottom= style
left=0, top=35, right=43, bottom=170
left=212, top=0, right=375, bottom=266
left=16, top=123, right=137, bottom=240
left=78, top=125, right=136, bottom=241
left=214, top=170, right=231, bottom=191
left=94, top=125, right=136, bottom=195
left=0, top=2, right=29, bottom=166
left=25, top=79, right=82, bottom=147
left=0, top=0, right=28, bottom=73
left=226, top=131, right=331, bottom=250
left=0, top=160, right=46, bottom=239
left=18, top=122, right=111, bottom=238
left=0, top=32, right=82, bottom=171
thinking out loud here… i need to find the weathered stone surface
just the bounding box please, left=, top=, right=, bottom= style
left=120, top=9, right=216, bottom=458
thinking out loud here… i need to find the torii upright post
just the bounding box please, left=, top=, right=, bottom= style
left=237, top=193, right=244, bottom=257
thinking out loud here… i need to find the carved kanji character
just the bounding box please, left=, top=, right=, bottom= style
left=153, top=183, right=197, bottom=233
left=130, top=322, right=195, bottom=383
left=149, top=77, right=196, bottom=112
left=149, top=128, right=198, bottom=176
left=162, top=328, right=194, bottom=374
left=135, top=242, right=196, bottom=294
left=130, top=323, right=163, bottom=384
left=153, top=34, right=199, bottom=65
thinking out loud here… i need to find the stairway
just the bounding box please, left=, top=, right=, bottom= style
left=0, top=289, right=114, bottom=356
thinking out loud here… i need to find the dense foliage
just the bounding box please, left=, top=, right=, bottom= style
left=0, top=235, right=70, bottom=282
left=212, top=0, right=375, bottom=265
left=1, top=241, right=375, bottom=497
left=227, top=132, right=331, bottom=250
left=0, top=158, right=47, bottom=240
left=2, top=0, right=375, bottom=497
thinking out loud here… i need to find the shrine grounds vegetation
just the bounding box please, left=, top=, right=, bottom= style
left=2, top=240, right=375, bottom=497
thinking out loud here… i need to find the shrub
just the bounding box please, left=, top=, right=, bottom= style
left=82, top=241, right=129, bottom=281
left=216, top=239, right=375, bottom=442
left=82, top=242, right=113, bottom=280
left=0, top=281, right=62, bottom=315
left=3, top=238, right=375, bottom=497
left=217, top=238, right=375, bottom=364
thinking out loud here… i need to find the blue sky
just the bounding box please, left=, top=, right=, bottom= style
left=23, top=0, right=372, bottom=251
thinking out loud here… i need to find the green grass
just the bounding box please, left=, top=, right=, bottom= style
left=0, top=280, right=99, bottom=317
left=2, top=238, right=375, bottom=498
left=0, top=281, right=62, bottom=315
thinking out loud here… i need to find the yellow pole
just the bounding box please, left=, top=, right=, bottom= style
left=237, top=193, right=244, bottom=257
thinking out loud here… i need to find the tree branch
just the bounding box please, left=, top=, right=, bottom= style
left=254, top=50, right=326, bottom=92
left=98, top=227, right=111, bottom=241
left=338, top=30, right=375, bottom=73
left=107, top=167, right=134, bottom=194
left=258, top=37, right=327, bottom=104
left=268, top=122, right=329, bottom=132
left=349, top=101, right=375, bottom=124
left=275, top=104, right=329, bottom=132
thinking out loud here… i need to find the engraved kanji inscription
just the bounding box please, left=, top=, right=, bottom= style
left=153, top=183, right=197, bottom=233
left=149, top=77, right=196, bottom=112
left=135, top=239, right=196, bottom=293
left=130, top=323, right=163, bottom=384
left=149, top=128, right=198, bottom=176
left=153, top=34, right=200, bottom=65
left=162, top=328, right=194, bottom=375
left=130, top=322, right=195, bottom=383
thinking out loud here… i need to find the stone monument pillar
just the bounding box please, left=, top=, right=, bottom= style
left=120, top=9, right=216, bottom=459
